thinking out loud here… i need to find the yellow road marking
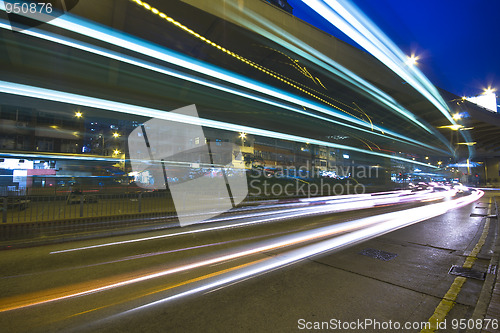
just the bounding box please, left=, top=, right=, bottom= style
left=464, top=219, right=490, bottom=269
left=421, top=277, right=466, bottom=333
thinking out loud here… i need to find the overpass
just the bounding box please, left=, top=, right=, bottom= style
left=1, top=0, right=498, bottom=189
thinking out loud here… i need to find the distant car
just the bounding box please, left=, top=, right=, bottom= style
left=410, top=182, right=429, bottom=192
left=431, top=182, right=451, bottom=192
left=454, top=183, right=471, bottom=196
left=58, top=180, right=77, bottom=187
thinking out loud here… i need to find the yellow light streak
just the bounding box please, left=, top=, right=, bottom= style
left=437, top=124, right=463, bottom=131
left=129, top=0, right=364, bottom=121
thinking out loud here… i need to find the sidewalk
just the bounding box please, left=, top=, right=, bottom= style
left=478, top=195, right=500, bottom=333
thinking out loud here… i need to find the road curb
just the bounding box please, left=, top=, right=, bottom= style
left=466, top=197, right=499, bottom=333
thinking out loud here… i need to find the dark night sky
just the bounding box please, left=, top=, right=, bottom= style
left=287, top=0, right=500, bottom=99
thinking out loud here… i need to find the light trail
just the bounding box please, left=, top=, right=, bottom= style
left=0, top=21, right=444, bottom=156
left=0, top=5, right=452, bottom=156
left=300, top=0, right=476, bottom=159
left=302, top=0, right=456, bottom=126
left=130, top=0, right=364, bottom=122
left=0, top=79, right=443, bottom=169
left=131, top=0, right=437, bottom=139
left=0, top=210, right=373, bottom=312
left=1, top=189, right=479, bottom=313
left=2, top=233, right=286, bottom=280
left=50, top=189, right=449, bottom=254
left=100, top=190, right=484, bottom=318
left=48, top=193, right=386, bottom=254
left=0, top=151, right=118, bottom=162
left=214, top=1, right=446, bottom=141
left=0, top=9, right=384, bottom=133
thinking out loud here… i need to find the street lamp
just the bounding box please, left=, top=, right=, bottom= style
left=112, top=132, right=120, bottom=138
left=483, top=87, right=496, bottom=95
left=239, top=132, right=246, bottom=147
left=405, top=54, right=419, bottom=66
left=75, top=111, right=83, bottom=118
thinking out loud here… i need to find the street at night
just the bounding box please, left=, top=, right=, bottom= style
left=1, top=0, right=500, bottom=332
left=0, top=189, right=496, bottom=332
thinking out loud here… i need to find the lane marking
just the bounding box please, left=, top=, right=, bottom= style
left=421, top=197, right=492, bottom=333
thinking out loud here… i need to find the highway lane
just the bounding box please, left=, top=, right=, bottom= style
left=0, top=189, right=483, bottom=332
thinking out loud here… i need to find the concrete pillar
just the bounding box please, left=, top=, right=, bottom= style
left=484, top=158, right=500, bottom=186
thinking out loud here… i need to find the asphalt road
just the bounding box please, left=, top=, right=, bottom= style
left=0, top=189, right=494, bottom=332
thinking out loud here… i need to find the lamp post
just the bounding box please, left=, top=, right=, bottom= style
left=405, top=54, right=419, bottom=66
left=239, top=132, right=246, bottom=146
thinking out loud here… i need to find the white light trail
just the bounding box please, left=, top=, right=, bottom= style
left=0, top=6, right=451, bottom=155
left=302, top=0, right=457, bottom=126
left=114, top=190, right=483, bottom=315
left=0, top=11, right=387, bottom=134
left=0, top=80, right=441, bottom=168
left=51, top=189, right=449, bottom=254
left=0, top=21, right=444, bottom=155
left=1, top=190, right=481, bottom=313
left=222, top=2, right=447, bottom=140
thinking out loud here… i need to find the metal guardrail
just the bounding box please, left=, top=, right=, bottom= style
left=1, top=191, right=176, bottom=224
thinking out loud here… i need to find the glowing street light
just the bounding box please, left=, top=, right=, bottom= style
left=483, top=87, right=496, bottom=95
left=112, top=132, right=120, bottom=138
left=239, top=132, right=246, bottom=147
left=75, top=111, right=83, bottom=118
left=405, top=54, right=419, bottom=66
left=113, top=149, right=121, bottom=155
left=452, top=113, right=461, bottom=120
